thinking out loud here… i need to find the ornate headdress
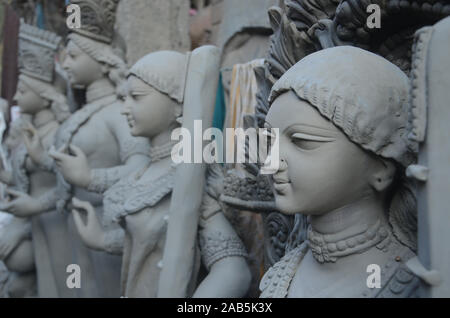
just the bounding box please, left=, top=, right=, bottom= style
left=18, top=20, right=62, bottom=83
left=70, top=0, right=120, bottom=44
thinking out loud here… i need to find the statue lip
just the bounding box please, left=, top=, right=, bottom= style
left=273, top=182, right=290, bottom=194
left=125, top=115, right=135, bottom=128
left=272, top=174, right=290, bottom=184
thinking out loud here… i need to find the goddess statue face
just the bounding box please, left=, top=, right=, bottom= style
left=13, top=80, right=47, bottom=115
left=265, top=91, right=395, bottom=216
left=63, top=40, right=103, bottom=87
left=121, top=75, right=181, bottom=139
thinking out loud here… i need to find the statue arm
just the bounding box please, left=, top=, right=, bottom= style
left=102, top=227, right=124, bottom=255
left=87, top=107, right=150, bottom=194
left=35, top=187, right=58, bottom=212
left=87, top=154, right=149, bottom=193
left=193, top=206, right=251, bottom=298
left=31, top=151, right=55, bottom=172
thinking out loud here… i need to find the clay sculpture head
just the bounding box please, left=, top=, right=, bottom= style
left=15, top=21, right=70, bottom=123
left=63, top=0, right=126, bottom=93
left=122, top=51, right=187, bottom=142
left=266, top=46, right=417, bottom=251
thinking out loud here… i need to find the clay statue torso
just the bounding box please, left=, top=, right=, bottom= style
left=103, top=154, right=175, bottom=297
left=55, top=84, right=150, bottom=204
left=69, top=100, right=123, bottom=204
left=40, top=80, right=150, bottom=298
left=26, top=117, right=59, bottom=198
left=260, top=226, right=419, bottom=298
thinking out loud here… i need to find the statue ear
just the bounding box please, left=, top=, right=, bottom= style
left=369, top=158, right=396, bottom=192
left=174, top=103, right=183, bottom=119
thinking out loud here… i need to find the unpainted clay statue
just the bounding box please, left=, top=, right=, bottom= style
left=260, top=46, right=420, bottom=298
left=26, top=0, right=150, bottom=297
left=0, top=107, right=32, bottom=274
left=72, top=47, right=250, bottom=298
left=0, top=116, right=33, bottom=274
left=0, top=22, right=70, bottom=297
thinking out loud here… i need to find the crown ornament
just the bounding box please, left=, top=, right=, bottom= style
left=18, top=20, right=62, bottom=83
left=70, top=0, right=120, bottom=44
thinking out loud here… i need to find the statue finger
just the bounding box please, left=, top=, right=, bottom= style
left=69, top=145, right=85, bottom=158
left=72, top=209, right=87, bottom=234
left=49, top=148, right=68, bottom=161
left=72, top=197, right=93, bottom=213
left=5, top=188, right=24, bottom=199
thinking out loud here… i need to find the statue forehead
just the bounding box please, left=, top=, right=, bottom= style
left=268, top=91, right=337, bottom=132
left=133, top=51, right=187, bottom=70
left=66, top=40, right=82, bottom=52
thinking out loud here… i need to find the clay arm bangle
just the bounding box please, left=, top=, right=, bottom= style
left=31, top=151, right=55, bottom=172
left=36, top=188, right=58, bottom=212
left=87, top=153, right=150, bottom=194
left=87, top=167, right=121, bottom=194
left=103, top=228, right=124, bottom=255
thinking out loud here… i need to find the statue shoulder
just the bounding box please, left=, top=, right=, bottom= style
left=260, top=243, right=308, bottom=298
left=375, top=245, right=420, bottom=298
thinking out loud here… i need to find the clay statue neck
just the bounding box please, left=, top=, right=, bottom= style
left=309, top=195, right=386, bottom=235
left=307, top=195, right=391, bottom=263
left=33, top=108, right=56, bottom=129
left=150, top=128, right=178, bottom=163
left=85, top=77, right=116, bottom=103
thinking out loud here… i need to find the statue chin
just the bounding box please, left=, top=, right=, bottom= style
left=4, top=240, right=35, bottom=274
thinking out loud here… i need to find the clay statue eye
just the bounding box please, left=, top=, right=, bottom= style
left=68, top=50, right=76, bottom=59
left=290, top=132, right=334, bottom=151
left=130, top=90, right=148, bottom=101
left=291, top=138, right=322, bottom=150
left=130, top=93, right=142, bottom=101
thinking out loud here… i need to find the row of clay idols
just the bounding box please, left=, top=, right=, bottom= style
left=1, top=18, right=442, bottom=297
left=0, top=25, right=252, bottom=298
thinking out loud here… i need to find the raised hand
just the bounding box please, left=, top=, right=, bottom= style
left=72, top=197, right=107, bottom=251
left=49, top=145, right=91, bottom=188
left=0, top=189, right=42, bottom=217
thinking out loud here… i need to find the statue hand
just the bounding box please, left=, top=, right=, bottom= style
left=0, top=189, right=42, bottom=217
left=72, top=197, right=106, bottom=251
left=0, top=218, right=28, bottom=260
left=23, top=122, right=45, bottom=164
left=49, top=145, right=91, bottom=188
